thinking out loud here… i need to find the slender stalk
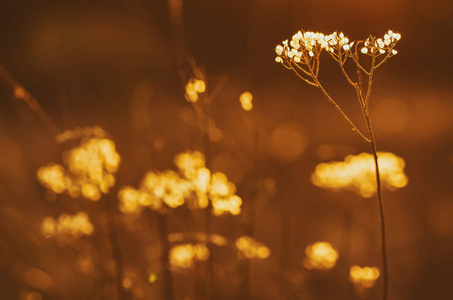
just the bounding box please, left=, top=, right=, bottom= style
left=201, top=92, right=213, bottom=300
left=0, top=64, right=61, bottom=136
left=311, top=76, right=371, bottom=144
left=105, top=196, right=127, bottom=300
left=358, top=53, right=388, bottom=300
left=203, top=130, right=214, bottom=300
left=205, top=201, right=213, bottom=300
left=156, top=212, right=175, bottom=300
left=240, top=118, right=261, bottom=300
left=363, top=111, right=388, bottom=300
left=315, top=50, right=388, bottom=300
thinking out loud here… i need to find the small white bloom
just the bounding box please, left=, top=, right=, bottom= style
left=392, top=49, right=398, bottom=55
left=361, top=47, right=368, bottom=54
left=275, top=56, right=283, bottom=63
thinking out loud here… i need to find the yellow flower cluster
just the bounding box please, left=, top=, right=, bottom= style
left=304, top=241, right=339, bottom=270
left=239, top=91, right=253, bottom=111
left=118, top=150, right=242, bottom=215
left=185, top=78, right=206, bottom=102
left=169, top=243, right=209, bottom=268
left=361, top=30, right=401, bottom=56
left=41, top=212, right=94, bottom=238
left=37, top=137, right=121, bottom=201
left=311, top=152, right=408, bottom=198
left=349, top=265, right=380, bottom=288
left=235, top=235, right=270, bottom=259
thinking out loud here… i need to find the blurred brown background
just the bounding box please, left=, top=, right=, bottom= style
left=0, top=0, right=452, bottom=299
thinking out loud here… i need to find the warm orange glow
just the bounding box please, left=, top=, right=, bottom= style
left=23, top=268, right=52, bottom=290
left=269, top=122, right=307, bottom=163
left=14, top=86, right=26, bottom=99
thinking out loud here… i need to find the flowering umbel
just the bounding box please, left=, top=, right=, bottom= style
left=275, top=29, right=401, bottom=69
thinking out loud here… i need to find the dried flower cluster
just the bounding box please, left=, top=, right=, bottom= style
left=275, top=29, right=401, bottom=66
left=360, top=30, right=401, bottom=55
left=275, top=31, right=353, bottom=63
left=118, top=150, right=242, bottom=216
left=311, top=152, right=408, bottom=198
left=275, top=29, right=404, bottom=299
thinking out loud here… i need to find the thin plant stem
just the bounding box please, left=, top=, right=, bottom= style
left=311, top=76, right=371, bottom=144
left=155, top=212, right=175, bottom=300
left=148, top=127, right=175, bottom=300
left=203, top=133, right=214, bottom=300
left=240, top=118, right=261, bottom=300
left=363, top=111, right=388, bottom=300
left=104, top=194, right=127, bottom=300
left=0, top=64, right=60, bottom=136
left=277, top=30, right=398, bottom=300
left=201, top=91, right=213, bottom=300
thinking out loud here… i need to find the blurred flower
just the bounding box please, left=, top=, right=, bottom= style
left=311, top=152, right=408, bottom=198
left=37, top=163, right=66, bottom=194
left=239, top=91, right=253, bottom=111
left=37, top=135, right=121, bottom=201
left=304, top=241, right=338, bottom=270
left=349, top=265, right=380, bottom=288
left=174, top=150, right=206, bottom=180
left=235, top=235, right=271, bottom=259
left=118, top=150, right=242, bottom=215
left=41, top=212, right=94, bottom=238
left=169, top=243, right=209, bottom=269
left=185, top=78, right=206, bottom=102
